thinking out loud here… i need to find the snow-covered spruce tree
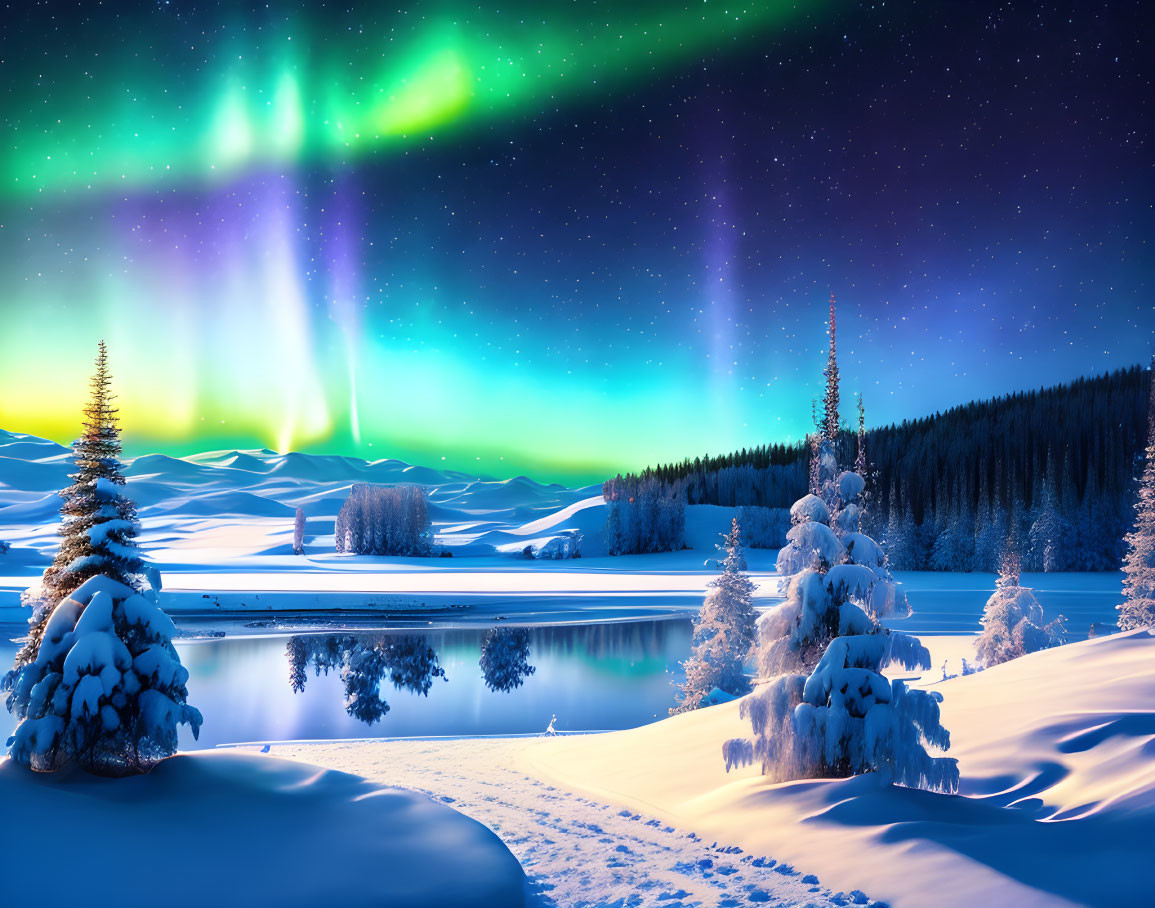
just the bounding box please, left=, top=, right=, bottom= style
left=3, top=343, right=201, bottom=774
left=601, top=474, right=686, bottom=555
left=673, top=519, right=758, bottom=713
left=479, top=627, right=536, bottom=693
left=4, top=576, right=202, bottom=774
left=14, top=342, right=147, bottom=667
left=974, top=546, right=1065, bottom=666
left=725, top=333, right=955, bottom=792
left=1119, top=366, right=1155, bottom=630
left=822, top=292, right=840, bottom=442
left=763, top=440, right=913, bottom=672
left=1027, top=474, right=1068, bottom=573
left=293, top=507, right=305, bottom=555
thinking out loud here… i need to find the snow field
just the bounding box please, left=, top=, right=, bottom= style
left=272, top=737, right=883, bottom=908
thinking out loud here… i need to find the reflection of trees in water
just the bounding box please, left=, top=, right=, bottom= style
left=478, top=627, right=536, bottom=692
left=285, top=634, right=446, bottom=724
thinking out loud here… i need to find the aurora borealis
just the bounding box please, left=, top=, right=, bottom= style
left=1, top=1, right=1152, bottom=483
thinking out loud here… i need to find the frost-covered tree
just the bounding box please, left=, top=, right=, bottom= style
left=725, top=425, right=956, bottom=792
left=602, top=475, right=686, bottom=555
left=293, top=507, right=305, bottom=555
left=335, top=484, right=432, bottom=556
left=479, top=627, right=536, bottom=692
left=735, top=505, right=790, bottom=549
left=974, top=547, right=1065, bottom=665
left=674, top=519, right=758, bottom=713
left=16, top=343, right=147, bottom=666
left=1027, top=475, right=1068, bottom=572
left=1119, top=368, right=1155, bottom=629
left=724, top=632, right=957, bottom=792
left=762, top=440, right=913, bottom=672
left=822, top=293, right=840, bottom=442
left=4, top=576, right=202, bottom=775
left=1, top=345, right=198, bottom=776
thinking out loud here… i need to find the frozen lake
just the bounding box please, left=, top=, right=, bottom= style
left=0, top=571, right=1125, bottom=748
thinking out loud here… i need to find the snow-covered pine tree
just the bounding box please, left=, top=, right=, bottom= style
left=673, top=518, right=758, bottom=713
left=4, top=576, right=202, bottom=774
left=14, top=342, right=148, bottom=668
left=822, top=292, right=840, bottom=442
left=1119, top=363, right=1155, bottom=630
left=293, top=507, right=305, bottom=555
left=1028, top=473, right=1068, bottom=572
left=974, top=544, right=1065, bottom=665
left=854, top=394, right=869, bottom=533
left=724, top=438, right=954, bottom=791
left=725, top=319, right=955, bottom=793
left=2, top=343, right=201, bottom=774
left=761, top=439, right=913, bottom=671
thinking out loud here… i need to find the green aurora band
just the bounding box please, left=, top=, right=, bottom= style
left=0, top=2, right=831, bottom=484
left=5, top=2, right=823, bottom=197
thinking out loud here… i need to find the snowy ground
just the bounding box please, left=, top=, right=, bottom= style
left=0, top=750, right=528, bottom=908
left=2, top=428, right=1143, bottom=907
left=271, top=630, right=1155, bottom=908
left=271, top=737, right=880, bottom=908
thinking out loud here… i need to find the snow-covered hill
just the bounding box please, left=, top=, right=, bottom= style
left=0, top=429, right=768, bottom=620
left=525, top=628, right=1155, bottom=907
left=0, top=428, right=607, bottom=564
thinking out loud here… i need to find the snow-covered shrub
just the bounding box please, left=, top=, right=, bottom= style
left=735, top=506, right=789, bottom=548
left=974, top=552, right=1065, bottom=666
left=674, top=519, right=758, bottom=713
left=479, top=627, right=536, bottom=692
left=602, top=475, right=686, bottom=555
left=526, top=531, right=582, bottom=559
left=285, top=633, right=445, bottom=724
left=335, top=484, right=432, bottom=556
left=3, top=575, right=201, bottom=775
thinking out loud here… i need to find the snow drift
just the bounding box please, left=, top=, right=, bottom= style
left=0, top=750, right=528, bottom=908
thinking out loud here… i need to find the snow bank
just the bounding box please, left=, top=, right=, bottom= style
left=525, top=630, right=1155, bottom=907
left=0, top=751, right=527, bottom=908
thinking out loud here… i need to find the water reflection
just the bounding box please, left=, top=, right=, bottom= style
left=286, top=634, right=447, bottom=724
left=0, top=617, right=693, bottom=748
left=479, top=627, right=536, bottom=692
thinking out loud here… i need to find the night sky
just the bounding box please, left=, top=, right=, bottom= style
left=0, top=1, right=1151, bottom=483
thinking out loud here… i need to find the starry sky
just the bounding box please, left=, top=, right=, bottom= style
left=0, top=1, right=1151, bottom=484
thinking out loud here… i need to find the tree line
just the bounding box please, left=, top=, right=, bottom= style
left=626, top=363, right=1152, bottom=571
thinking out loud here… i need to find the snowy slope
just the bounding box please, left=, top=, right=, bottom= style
left=0, top=750, right=528, bottom=908
left=0, top=429, right=603, bottom=567
left=525, top=629, right=1155, bottom=908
